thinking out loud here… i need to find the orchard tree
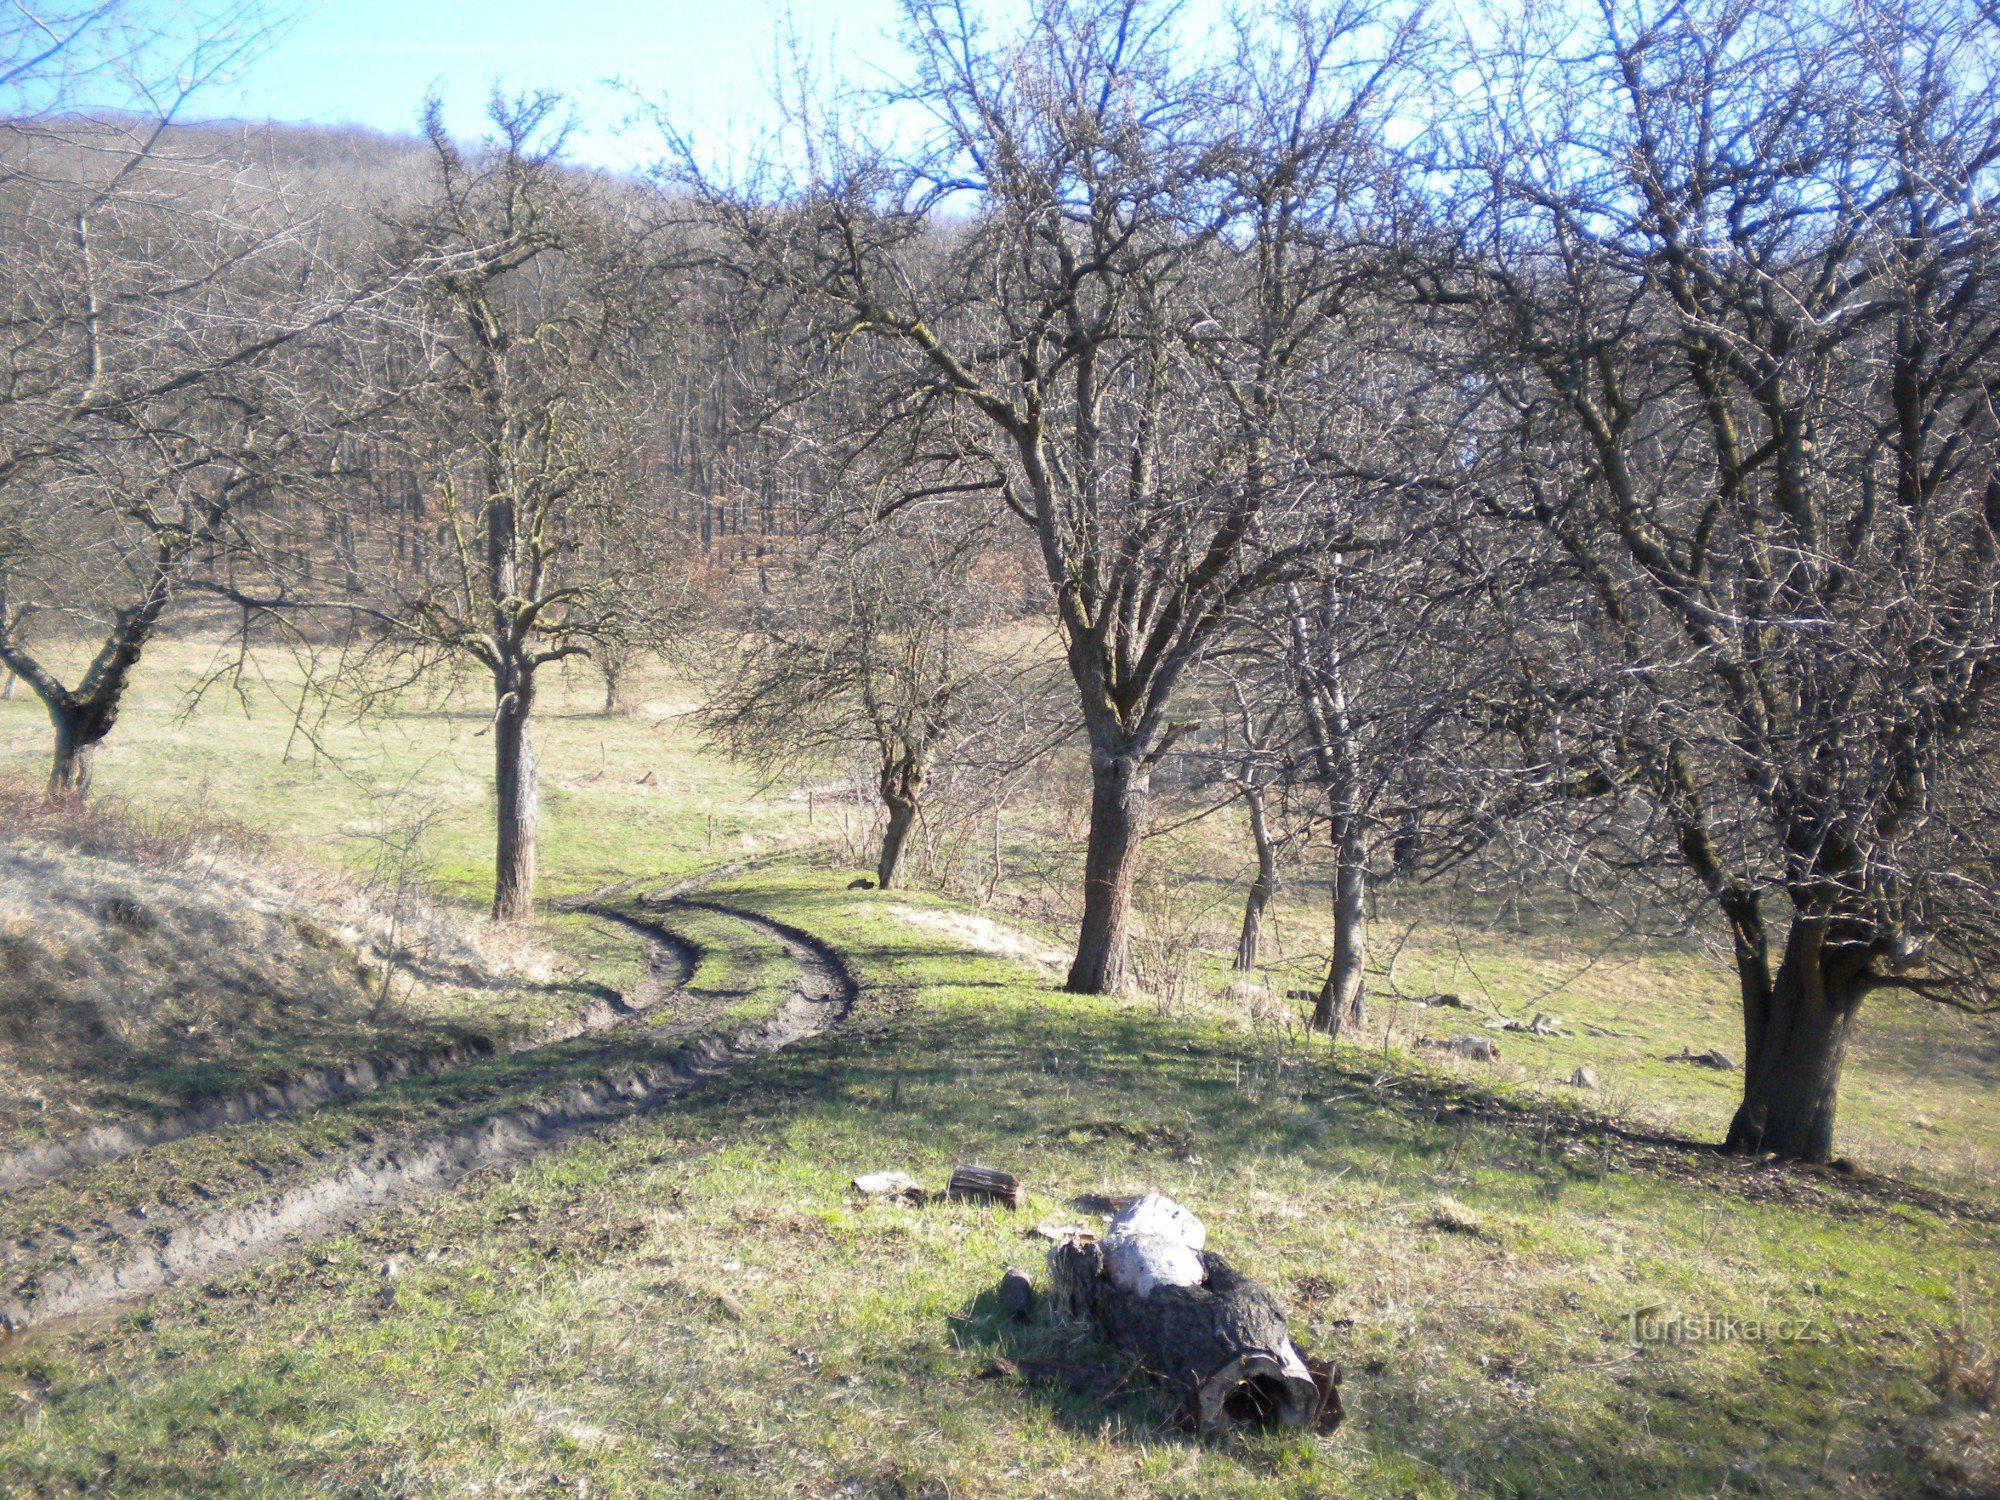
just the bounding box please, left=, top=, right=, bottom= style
left=0, top=4, right=369, bottom=797
left=674, top=0, right=1418, bottom=991
left=697, top=503, right=1017, bottom=890
left=1439, top=0, right=2000, bottom=1160
left=362, top=96, right=664, bottom=919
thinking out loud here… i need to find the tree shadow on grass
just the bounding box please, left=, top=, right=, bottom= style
left=947, top=1281, right=1185, bottom=1442
left=673, top=988, right=1994, bottom=1498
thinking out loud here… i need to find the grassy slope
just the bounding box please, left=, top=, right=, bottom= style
left=1054, top=810, right=2000, bottom=1202
left=0, top=866, right=1992, bottom=1498
left=0, top=640, right=1993, bottom=1496
left=0, top=638, right=797, bottom=911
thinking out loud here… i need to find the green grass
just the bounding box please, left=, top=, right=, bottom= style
left=0, top=865, right=1992, bottom=1497
left=0, top=637, right=802, bottom=910
left=0, top=638, right=1995, bottom=1496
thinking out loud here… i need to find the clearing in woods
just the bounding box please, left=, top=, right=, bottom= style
left=0, top=643, right=1993, bottom=1498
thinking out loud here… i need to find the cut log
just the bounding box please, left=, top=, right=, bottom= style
left=997, top=1267, right=1035, bottom=1319
left=948, top=1164, right=1025, bottom=1209
left=1101, top=1192, right=1206, bottom=1295
left=1046, top=1195, right=1329, bottom=1437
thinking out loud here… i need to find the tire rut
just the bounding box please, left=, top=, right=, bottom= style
left=0, top=911, right=693, bottom=1197
left=0, top=898, right=855, bottom=1334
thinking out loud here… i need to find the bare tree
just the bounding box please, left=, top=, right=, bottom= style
left=696, top=501, right=1019, bottom=890
left=350, top=95, right=666, bottom=920
left=1436, top=0, right=2000, bottom=1160
left=0, top=8, right=373, bottom=796
left=671, top=0, right=1417, bottom=991
left=1217, top=681, right=1298, bottom=973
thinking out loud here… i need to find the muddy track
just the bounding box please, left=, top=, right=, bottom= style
left=0, top=899, right=855, bottom=1333
left=0, top=910, right=694, bottom=1198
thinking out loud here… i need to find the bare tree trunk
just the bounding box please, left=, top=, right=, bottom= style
left=878, top=799, right=916, bottom=889
left=1235, top=782, right=1277, bottom=972
left=876, top=752, right=924, bottom=890
left=48, top=702, right=100, bottom=800
left=601, top=665, right=624, bottom=716
left=1312, top=815, right=1367, bottom=1036
left=1291, top=584, right=1368, bottom=1036
left=1, top=668, right=14, bottom=701
left=492, top=663, right=539, bottom=922
left=8, top=587, right=167, bottom=803
left=1723, top=917, right=1865, bottom=1163
left=338, top=511, right=362, bottom=594
left=1068, top=743, right=1150, bottom=995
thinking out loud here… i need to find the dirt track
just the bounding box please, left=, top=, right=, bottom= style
left=0, top=897, right=856, bottom=1333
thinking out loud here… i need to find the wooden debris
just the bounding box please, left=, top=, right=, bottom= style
left=1490, top=1012, right=1565, bottom=1035
left=1302, top=1351, right=1345, bottom=1432
left=1670, top=1047, right=1737, bottom=1071
left=853, top=1170, right=922, bottom=1200
left=1030, top=1222, right=1091, bottom=1242
left=1045, top=1194, right=1326, bottom=1438
left=1101, top=1193, right=1207, bottom=1295
left=997, top=1267, right=1035, bottom=1320
left=1442, top=1034, right=1501, bottom=1062
left=948, top=1164, right=1025, bottom=1209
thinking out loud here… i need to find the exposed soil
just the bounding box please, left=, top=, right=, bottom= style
left=0, top=908, right=691, bottom=1196
left=0, top=898, right=856, bottom=1333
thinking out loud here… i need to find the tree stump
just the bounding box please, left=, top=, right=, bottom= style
left=1046, top=1195, right=1326, bottom=1436
left=948, top=1164, right=1025, bottom=1208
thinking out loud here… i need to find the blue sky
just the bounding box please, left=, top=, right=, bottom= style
left=188, top=0, right=922, bottom=166
left=166, top=0, right=1252, bottom=169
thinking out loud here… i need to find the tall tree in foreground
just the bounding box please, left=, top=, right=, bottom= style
left=676, top=0, right=1415, bottom=990
left=1442, top=0, right=2000, bottom=1160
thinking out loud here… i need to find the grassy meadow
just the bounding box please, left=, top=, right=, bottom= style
left=0, top=634, right=1993, bottom=1497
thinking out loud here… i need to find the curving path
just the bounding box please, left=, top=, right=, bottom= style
left=0, top=909, right=693, bottom=1197
left=0, top=897, right=855, bottom=1333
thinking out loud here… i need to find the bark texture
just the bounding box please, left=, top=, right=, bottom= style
left=1723, top=919, right=1867, bottom=1163
left=1046, top=1237, right=1324, bottom=1436
left=876, top=753, right=924, bottom=891
left=1312, top=816, right=1367, bottom=1037
left=1235, top=783, right=1277, bottom=972
left=48, top=702, right=105, bottom=799
left=1293, top=586, right=1369, bottom=1035
left=492, top=665, right=539, bottom=922
left=1067, top=745, right=1150, bottom=994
